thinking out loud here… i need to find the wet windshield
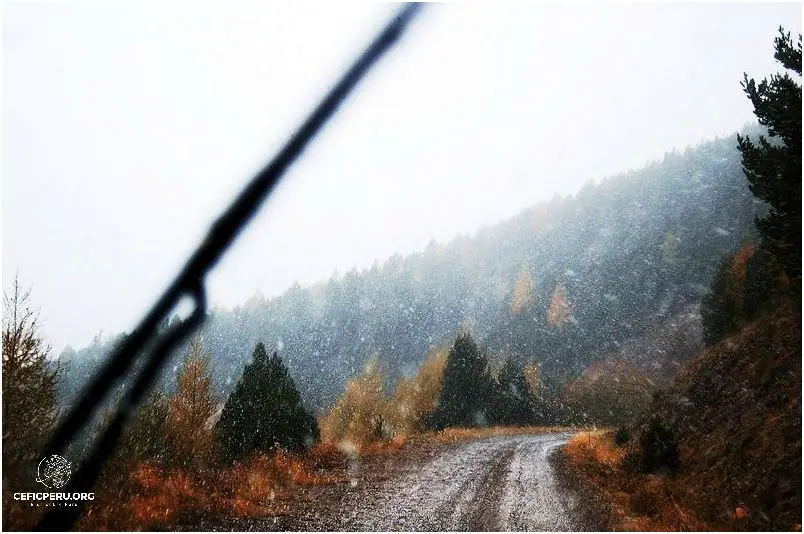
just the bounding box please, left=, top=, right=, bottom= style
left=3, top=3, right=801, bottom=532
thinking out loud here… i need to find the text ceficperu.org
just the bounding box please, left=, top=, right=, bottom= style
left=14, top=492, right=94, bottom=501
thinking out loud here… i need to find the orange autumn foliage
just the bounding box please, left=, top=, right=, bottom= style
left=80, top=449, right=336, bottom=531
left=561, top=431, right=710, bottom=531
left=547, top=281, right=572, bottom=327
left=728, top=243, right=759, bottom=312
left=320, top=348, right=447, bottom=449
left=165, top=337, right=218, bottom=470
left=384, top=348, right=447, bottom=437
left=319, top=357, right=386, bottom=447
left=510, top=267, right=535, bottom=316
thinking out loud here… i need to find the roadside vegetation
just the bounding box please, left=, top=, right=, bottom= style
left=560, top=430, right=710, bottom=531
left=562, top=307, right=801, bottom=532
left=561, top=27, right=801, bottom=532
left=2, top=20, right=799, bottom=534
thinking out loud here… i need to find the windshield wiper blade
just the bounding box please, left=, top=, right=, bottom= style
left=37, top=4, right=424, bottom=530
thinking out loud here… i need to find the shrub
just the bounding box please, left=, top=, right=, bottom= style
left=384, top=348, right=447, bottom=437
left=320, top=348, right=447, bottom=448
left=639, top=417, right=679, bottom=473
left=319, top=357, right=386, bottom=447
left=614, top=426, right=630, bottom=445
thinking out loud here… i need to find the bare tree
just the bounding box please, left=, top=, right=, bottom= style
left=2, top=275, right=58, bottom=484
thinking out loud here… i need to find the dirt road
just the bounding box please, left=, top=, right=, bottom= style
left=214, top=432, right=596, bottom=531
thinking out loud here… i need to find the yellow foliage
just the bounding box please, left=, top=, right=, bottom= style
left=523, top=360, right=543, bottom=396
left=320, top=348, right=447, bottom=448
left=384, top=348, right=447, bottom=437
left=165, top=337, right=218, bottom=470
left=563, top=431, right=624, bottom=468
left=510, top=267, right=535, bottom=316
left=319, top=356, right=386, bottom=447
left=547, top=281, right=572, bottom=327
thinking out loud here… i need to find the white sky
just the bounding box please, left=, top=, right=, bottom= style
left=3, top=2, right=801, bottom=353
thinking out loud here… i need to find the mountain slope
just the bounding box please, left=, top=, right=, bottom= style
left=58, top=131, right=763, bottom=411
left=560, top=305, right=801, bottom=531
left=633, top=306, right=801, bottom=530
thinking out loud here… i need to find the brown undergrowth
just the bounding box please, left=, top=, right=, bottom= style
left=70, top=425, right=565, bottom=531
left=561, top=307, right=801, bottom=532
left=419, top=425, right=574, bottom=445
left=74, top=447, right=341, bottom=531
left=561, top=430, right=713, bottom=531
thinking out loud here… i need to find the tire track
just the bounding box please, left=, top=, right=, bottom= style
left=225, top=432, right=596, bottom=531
left=499, top=433, right=586, bottom=531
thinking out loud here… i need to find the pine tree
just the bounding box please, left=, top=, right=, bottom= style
left=737, top=27, right=801, bottom=291
left=165, top=337, right=218, bottom=470
left=701, top=256, right=743, bottom=345
left=215, top=343, right=318, bottom=465
left=121, top=391, right=169, bottom=464
left=491, top=357, right=533, bottom=426
left=95, top=391, right=169, bottom=498
left=427, top=332, right=493, bottom=429
left=2, top=277, right=58, bottom=486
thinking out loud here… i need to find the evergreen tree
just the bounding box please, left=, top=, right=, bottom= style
left=737, top=27, right=801, bottom=291
left=701, top=256, right=742, bottom=345
left=491, top=357, right=533, bottom=426
left=120, top=391, right=169, bottom=464
left=427, top=332, right=493, bottom=429
left=94, top=392, right=169, bottom=500
left=56, top=132, right=762, bottom=416
left=215, top=343, right=318, bottom=464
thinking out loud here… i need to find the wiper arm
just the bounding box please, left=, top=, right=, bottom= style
left=37, top=4, right=423, bottom=530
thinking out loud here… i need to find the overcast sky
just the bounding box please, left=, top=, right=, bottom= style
left=3, top=2, right=801, bottom=353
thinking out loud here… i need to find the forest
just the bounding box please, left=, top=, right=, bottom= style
left=32, top=126, right=770, bottom=455
left=55, top=128, right=760, bottom=416
left=2, top=23, right=800, bottom=532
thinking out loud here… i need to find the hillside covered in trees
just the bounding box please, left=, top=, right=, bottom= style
left=5, top=4, right=801, bottom=530
left=557, top=28, right=801, bottom=532
left=56, top=128, right=763, bottom=415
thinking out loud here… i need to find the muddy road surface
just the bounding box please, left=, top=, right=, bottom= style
left=202, top=432, right=597, bottom=531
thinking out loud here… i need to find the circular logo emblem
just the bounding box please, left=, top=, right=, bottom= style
left=36, top=455, right=72, bottom=489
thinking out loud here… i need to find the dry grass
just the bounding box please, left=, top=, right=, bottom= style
left=563, top=430, right=625, bottom=469
left=77, top=448, right=341, bottom=531
left=420, top=425, right=576, bottom=445
left=563, top=308, right=801, bottom=532
left=562, top=430, right=712, bottom=531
